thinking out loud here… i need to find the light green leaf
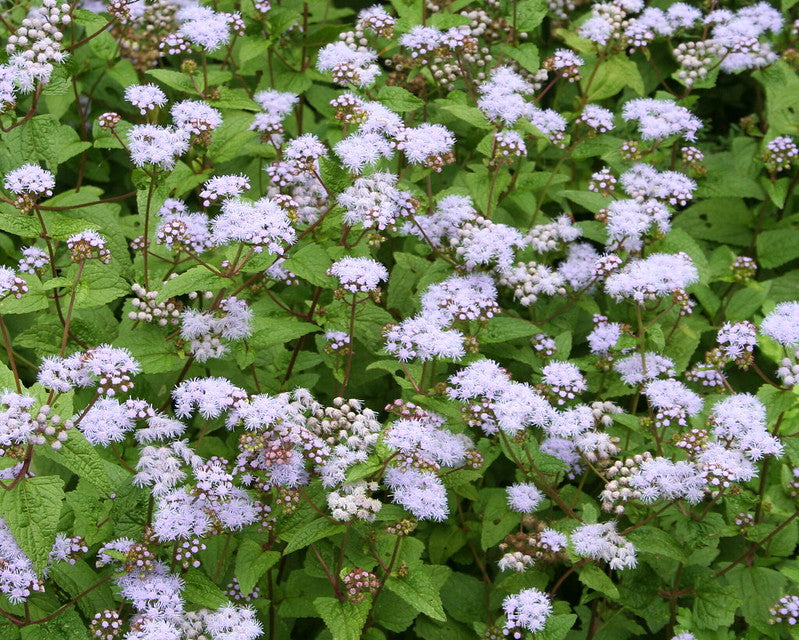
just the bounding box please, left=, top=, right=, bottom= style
left=37, top=430, right=111, bottom=494
left=235, top=540, right=281, bottom=596
left=579, top=564, right=620, bottom=600
left=282, top=243, right=337, bottom=287
left=385, top=565, right=447, bottom=621
left=281, top=517, right=345, bottom=554
left=156, top=266, right=224, bottom=302
left=182, top=569, right=230, bottom=609
left=378, top=86, right=424, bottom=112
left=692, top=576, right=742, bottom=630
left=0, top=476, right=65, bottom=573
left=314, top=597, right=371, bottom=640
left=627, top=526, right=686, bottom=563
left=250, top=317, right=319, bottom=347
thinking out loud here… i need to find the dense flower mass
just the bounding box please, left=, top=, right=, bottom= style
left=0, top=0, right=795, bottom=637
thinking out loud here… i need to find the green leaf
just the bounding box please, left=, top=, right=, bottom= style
left=726, top=566, right=786, bottom=626
left=536, top=614, right=578, bottom=640
left=0, top=115, right=90, bottom=172
left=74, top=263, right=129, bottom=310
left=281, top=517, right=345, bottom=554
left=480, top=488, right=520, bottom=550
left=250, top=317, right=319, bottom=347
left=627, top=526, right=686, bottom=563
left=37, top=430, right=112, bottom=494
left=497, top=43, right=539, bottom=73
left=753, top=61, right=799, bottom=136
left=318, top=157, right=352, bottom=194
left=314, top=597, right=371, bottom=640
left=234, top=540, right=280, bottom=596
left=756, top=229, right=799, bottom=269
left=437, top=102, right=492, bottom=130
left=585, top=54, right=644, bottom=101
left=579, top=564, right=620, bottom=600
left=20, top=610, right=90, bottom=640
left=282, top=243, right=337, bottom=287
left=378, top=86, right=424, bottom=112
left=0, top=212, right=40, bottom=238
left=0, top=275, right=49, bottom=315
left=480, top=316, right=537, bottom=343
left=385, top=565, right=447, bottom=622
left=156, top=266, right=224, bottom=302
left=64, top=481, right=113, bottom=546
left=692, top=576, right=742, bottom=630
left=182, top=569, right=229, bottom=609
left=511, top=0, right=547, bottom=31
left=114, top=323, right=185, bottom=374
left=0, top=476, right=65, bottom=573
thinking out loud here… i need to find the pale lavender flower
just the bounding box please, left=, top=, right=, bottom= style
left=172, top=377, right=247, bottom=419
left=579, top=104, right=615, bottom=132
left=77, top=398, right=135, bottom=446
left=384, top=316, right=465, bottom=362
left=124, top=84, right=167, bottom=114
left=204, top=604, right=263, bottom=640
left=334, top=132, right=394, bottom=174
left=127, top=125, right=190, bottom=170
left=199, top=175, right=250, bottom=207
left=329, top=257, right=388, bottom=293
left=604, top=253, right=698, bottom=303
left=317, top=42, right=381, bottom=87
left=4, top=164, right=55, bottom=197
left=403, top=195, right=478, bottom=247
left=644, top=378, right=703, bottom=427
left=628, top=457, right=706, bottom=503
left=502, top=588, right=552, bottom=633
left=394, top=124, right=455, bottom=171
left=211, top=197, right=296, bottom=254
left=762, top=302, right=799, bottom=346
left=171, top=100, right=223, bottom=134
left=506, top=483, right=544, bottom=513
left=17, top=246, right=48, bottom=274
left=285, top=135, right=327, bottom=171
left=571, top=521, right=637, bottom=569
left=622, top=98, right=702, bottom=142
left=420, top=273, right=499, bottom=325
left=542, top=361, right=587, bottom=404
left=614, top=352, right=675, bottom=385
left=384, top=466, right=448, bottom=521
left=337, top=172, right=413, bottom=230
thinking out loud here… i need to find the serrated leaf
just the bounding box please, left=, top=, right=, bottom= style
left=386, top=565, right=447, bottom=621
left=235, top=540, right=280, bottom=596
left=74, top=263, right=129, bottom=309
left=37, top=430, right=111, bottom=494
left=437, top=102, right=492, bottom=129
left=182, top=569, right=229, bottom=609
left=378, top=86, right=424, bottom=112
left=0, top=476, right=65, bottom=573
left=250, top=317, right=319, bottom=347
left=579, top=564, right=620, bottom=599
left=536, top=614, right=577, bottom=640
left=627, top=526, right=686, bottom=562
left=319, top=156, right=352, bottom=194
left=480, top=488, right=520, bottom=550
left=281, top=517, right=345, bottom=554
left=480, top=316, right=536, bottom=343
left=692, top=576, right=742, bottom=630
left=114, top=323, right=185, bottom=374
left=156, top=266, right=224, bottom=302
left=314, top=597, right=371, bottom=640
left=282, top=243, right=336, bottom=287
left=757, top=229, right=799, bottom=269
